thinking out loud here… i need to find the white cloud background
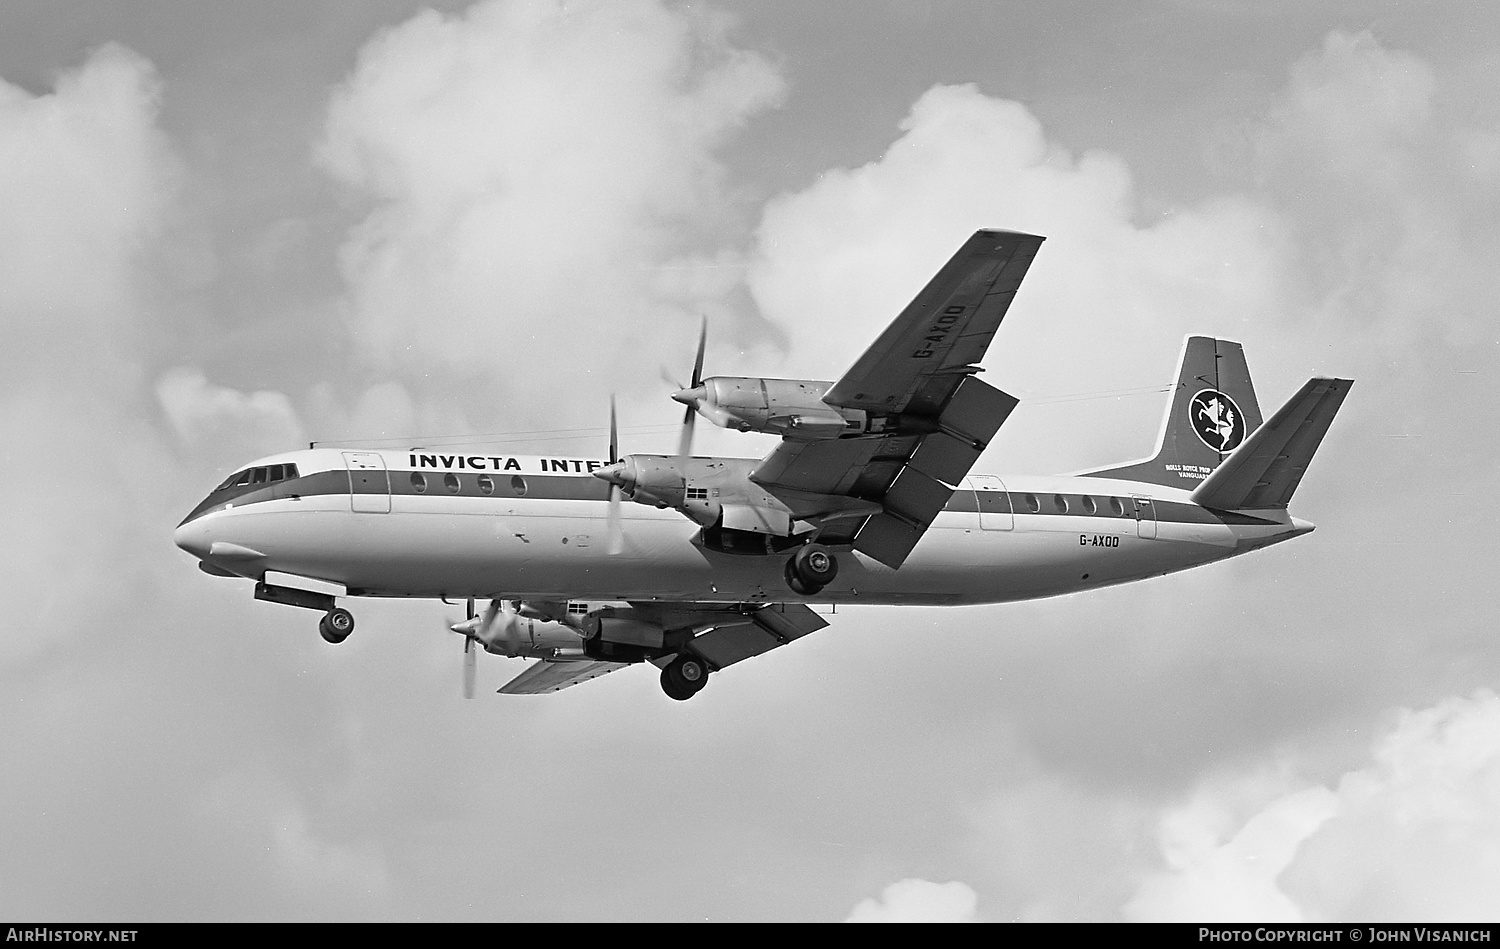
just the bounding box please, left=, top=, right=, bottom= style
left=1, top=0, right=1498, bottom=922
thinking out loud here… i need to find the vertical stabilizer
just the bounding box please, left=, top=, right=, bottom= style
left=1081, top=336, right=1263, bottom=489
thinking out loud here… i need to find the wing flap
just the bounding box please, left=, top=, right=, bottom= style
left=497, top=659, right=630, bottom=695
left=853, top=514, right=925, bottom=567
left=689, top=603, right=829, bottom=669
left=1191, top=377, right=1353, bottom=511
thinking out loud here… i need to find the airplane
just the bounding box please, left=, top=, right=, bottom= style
left=173, top=230, right=1353, bottom=701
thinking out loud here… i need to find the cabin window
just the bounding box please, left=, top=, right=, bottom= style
left=1110, top=497, right=1125, bottom=516
left=444, top=473, right=461, bottom=494
left=477, top=475, right=495, bottom=496
left=1053, top=494, right=1068, bottom=514
left=1024, top=493, right=1040, bottom=513
left=1082, top=496, right=1097, bottom=515
left=511, top=476, right=528, bottom=496
left=411, top=472, right=427, bottom=494
left=251, top=467, right=268, bottom=484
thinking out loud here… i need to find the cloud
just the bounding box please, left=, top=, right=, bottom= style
left=1126, top=691, right=1500, bottom=922
left=845, top=878, right=980, bottom=922
left=318, top=0, right=785, bottom=433
left=157, top=367, right=307, bottom=463
left=0, top=44, right=183, bottom=668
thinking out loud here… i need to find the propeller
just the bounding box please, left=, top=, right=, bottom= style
left=450, top=597, right=529, bottom=697
left=606, top=397, right=625, bottom=555
left=462, top=597, right=476, bottom=699
left=668, top=317, right=708, bottom=464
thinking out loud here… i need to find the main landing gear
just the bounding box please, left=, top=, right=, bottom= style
left=784, top=543, right=838, bottom=596
left=660, top=653, right=710, bottom=701
left=318, top=607, right=355, bottom=644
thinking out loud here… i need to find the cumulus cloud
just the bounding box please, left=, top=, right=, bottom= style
left=157, top=367, right=307, bottom=463
left=319, top=0, right=785, bottom=432
left=845, top=878, right=980, bottom=922
left=0, top=44, right=182, bottom=667
left=1126, top=691, right=1500, bottom=922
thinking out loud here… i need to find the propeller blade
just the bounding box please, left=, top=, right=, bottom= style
left=609, top=395, right=619, bottom=464
left=675, top=317, right=705, bottom=464
left=504, top=601, right=524, bottom=656
left=463, top=638, right=476, bottom=699
left=676, top=403, right=696, bottom=462
left=606, top=483, right=624, bottom=555
left=690, top=316, right=707, bottom=388
left=606, top=395, right=624, bottom=554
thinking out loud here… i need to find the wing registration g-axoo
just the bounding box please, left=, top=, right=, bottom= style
left=174, top=231, right=1353, bottom=701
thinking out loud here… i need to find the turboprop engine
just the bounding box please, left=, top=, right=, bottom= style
left=592, top=454, right=802, bottom=538
left=451, top=600, right=584, bottom=659
left=672, top=377, right=867, bottom=440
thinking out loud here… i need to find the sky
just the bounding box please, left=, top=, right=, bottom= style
left=2, top=0, right=1499, bottom=923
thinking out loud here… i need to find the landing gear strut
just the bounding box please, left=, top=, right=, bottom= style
left=785, top=543, right=838, bottom=596
left=660, top=653, right=710, bottom=701
left=319, top=607, right=355, bottom=644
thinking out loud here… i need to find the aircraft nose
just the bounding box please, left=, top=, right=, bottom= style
left=174, top=518, right=212, bottom=558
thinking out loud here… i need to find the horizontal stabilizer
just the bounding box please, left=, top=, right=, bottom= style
left=1191, top=377, right=1353, bottom=511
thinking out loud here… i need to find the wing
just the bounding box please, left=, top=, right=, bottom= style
left=497, top=659, right=630, bottom=694
left=822, top=229, right=1044, bottom=413
left=753, top=230, right=1042, bottom=567
left=636, top=601, right=830, bottom=671
left=495, top=603, right=829, bottom=695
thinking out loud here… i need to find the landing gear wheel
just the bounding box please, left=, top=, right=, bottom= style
left=319, top=607, right=355, bottom=644
left=785, top=543, right=838, bottom=595
left=660, top=653, right=710, bottom=701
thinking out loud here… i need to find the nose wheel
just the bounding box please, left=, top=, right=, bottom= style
left=319, top=607, right=355, bottom=644
left=785, top=543, right=838, bottom=596
left=660, top=653, right=710, bottom=701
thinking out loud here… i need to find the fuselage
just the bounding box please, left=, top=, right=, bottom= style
left=174, top=448, right=1312, bottom=606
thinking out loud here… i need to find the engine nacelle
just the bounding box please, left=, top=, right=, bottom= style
left=673, top=377, right=866, bottom=440
left=458, top=607, right=584, bottom=659
left=594, top=455, right=802, bottom=537
left=583, top=610, right=667, bottom=649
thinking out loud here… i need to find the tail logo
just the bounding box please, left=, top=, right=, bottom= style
left=1189, top=389, right=1246, bottom=452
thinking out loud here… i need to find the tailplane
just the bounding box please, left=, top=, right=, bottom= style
left=1190, top=377, right=1352, bottom=511
left=1082, top=336, right=1264, bottom=489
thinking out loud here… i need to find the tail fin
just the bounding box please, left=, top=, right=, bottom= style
left=1191, top=377, right=1352, bottom=510
left=1082, top=336, right=1264, bottom=489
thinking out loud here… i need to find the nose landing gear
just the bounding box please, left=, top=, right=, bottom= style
left=660, top=653, right=710, bottom=701
left=319, top=607, right=355, bottom=644
left=785, top=543, right=838, bottom=596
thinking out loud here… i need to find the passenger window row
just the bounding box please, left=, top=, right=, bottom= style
left=409, top=472, right=528, bottom=496
left=1016, top=493, right=1129, bottom=516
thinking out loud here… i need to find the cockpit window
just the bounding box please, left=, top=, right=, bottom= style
left=215, top=463, right=300, bottom=492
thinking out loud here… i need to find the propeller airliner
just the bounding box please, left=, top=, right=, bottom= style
left=174, top=230, right=1352, bottom=701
